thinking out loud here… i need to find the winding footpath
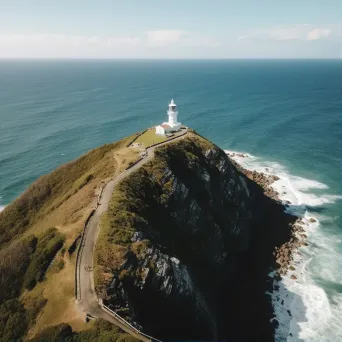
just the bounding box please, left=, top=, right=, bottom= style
left=76, top=130, right=188, bottom=342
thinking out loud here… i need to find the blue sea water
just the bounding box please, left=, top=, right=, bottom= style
left=0, top=59, right=341, bottom=341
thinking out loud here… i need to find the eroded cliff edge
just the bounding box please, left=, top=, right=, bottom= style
left=95, top=132, right=296, bottom=341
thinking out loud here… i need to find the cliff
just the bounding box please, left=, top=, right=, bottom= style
left=95, top=132, right=296, bottom=341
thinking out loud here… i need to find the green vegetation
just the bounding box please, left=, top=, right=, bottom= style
left=94, top=214, right=129, bottom=296
left=0, top=130, right=218, bottom=341
left=0, top=133, right=144, bottom=340
left=94, top=133, right=217, bottom=293
left=24, top=228, right=65, bottom=290
left=29, top=319, right=140, bottom=342
left=0, top=299, right=28, bottom=342
left=0, top=135, right=134, bottom=247
left=0, top=228, right=64, bottom=341
left=134, top=128, right=167, bottom=147
left=74, top=173, right=94, bottom=191
left=0, top=237, right=34, bottom=304
left=56, top=258, right=65, bottom=271
left=29, top=323, right=73, bottom=342
left=131, top=240, right=150, bottom=259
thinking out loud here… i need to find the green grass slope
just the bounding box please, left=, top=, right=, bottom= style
left=0, top=133, right=141, bottom=341
left=0, top=135, right=135, bottom=247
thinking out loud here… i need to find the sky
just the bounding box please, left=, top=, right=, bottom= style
left=0, top=0, right=341, bottom=59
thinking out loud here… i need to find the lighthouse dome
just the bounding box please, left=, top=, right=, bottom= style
left=169, top=99, right=177, bottom=108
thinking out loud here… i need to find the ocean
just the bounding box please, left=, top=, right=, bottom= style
left=0, top=59, right=341, bottom=341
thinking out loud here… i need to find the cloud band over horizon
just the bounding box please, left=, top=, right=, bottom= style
left=0, top=24, right=341, bottom=59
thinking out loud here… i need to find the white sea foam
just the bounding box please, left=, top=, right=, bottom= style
left=68, top=88, right=103, bottom=96
left=0, top=206, right=5, bottom=212
left=226, top=150, right=342, bottom=342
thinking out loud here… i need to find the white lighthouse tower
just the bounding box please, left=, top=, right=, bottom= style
left=167, top=99, right=179, bottom=126
left=155, top=99, right=182, bottom=135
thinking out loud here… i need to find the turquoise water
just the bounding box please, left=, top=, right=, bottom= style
left=0, top=60, right=341, bottom=341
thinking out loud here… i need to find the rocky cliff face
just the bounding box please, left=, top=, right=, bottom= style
left=97, top=133, right=295, bottom=341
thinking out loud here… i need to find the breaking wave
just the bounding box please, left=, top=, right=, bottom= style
left=225, top=150, right=342, bottom=342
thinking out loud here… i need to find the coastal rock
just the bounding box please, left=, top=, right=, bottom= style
left=100, top=136, right=298, bottom=341
left=228, top=157, right=282, bottom=202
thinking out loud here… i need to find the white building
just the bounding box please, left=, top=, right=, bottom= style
left=155, top=99, right=182, bottom=135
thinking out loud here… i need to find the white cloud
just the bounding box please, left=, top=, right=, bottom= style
left=0, top=30, right=219, bottom=57
left=146, top=30, right=186, bottom=45
left=268, top=25, right=309, bottom=40
left=145, top=30, right=220, bottom=48
left=107, top=36, right=140, bottom=46
left=0, top=33, right=141, bottom=57
left=181, top=34, right=221, bottom=48
left=0, top=33, right=140, bottom=48
left=307, top=28, right=331, bottom=40
left=239, top=24, right=337, bottom=42
left=0, top=26, right=340, bottom=59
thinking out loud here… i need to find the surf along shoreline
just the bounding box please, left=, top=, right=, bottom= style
left=228, top=151, right=311, bottom=275
left=226, top=150, right=316, bottom=341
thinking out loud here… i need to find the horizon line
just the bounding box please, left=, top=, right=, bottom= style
left=0, top=57, right=341, bottom=61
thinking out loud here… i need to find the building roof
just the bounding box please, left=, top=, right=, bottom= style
left=161, top=124, right=171, bottom=128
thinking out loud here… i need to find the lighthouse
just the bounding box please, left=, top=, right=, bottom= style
left=155, top=99, right=182, bottom=135
left=167, top=99, right=179, bottom=126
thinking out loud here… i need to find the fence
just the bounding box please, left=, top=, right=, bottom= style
left=125, top=157, right=144, bottom=171
left=100, top=303, right=163, bottom=342
left=126, top=129, right=148, bottom=147
left=147, top=128, right=188, bottom=149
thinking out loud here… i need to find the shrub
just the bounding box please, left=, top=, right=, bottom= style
left=0, top=236, right=36, bottom=303
left=116, top=334, right=140, bottom=342
left=29, top=319, right=140, bottom=342
left=56, top=259, right=65, bottom=271
left=68, top=235, right=81, bottom=255
left=24, top=228, right=65, bottom=290
left=131, top=240, right=150, bottom=259
left=29, top=323, right=73, bottom=342
left=0, top=299, right=28, bottom=342
left=76, top=173, right=94, bottom=190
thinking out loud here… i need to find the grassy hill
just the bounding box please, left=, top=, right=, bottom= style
left=0, top=135, right=137, bottom=247
left=0, top=133, right=142, bottom=341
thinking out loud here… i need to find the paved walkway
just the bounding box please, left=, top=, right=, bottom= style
left=76, top=130, right=188, bottom=341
